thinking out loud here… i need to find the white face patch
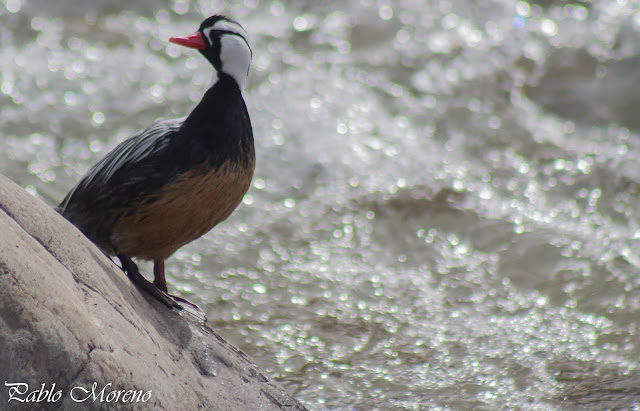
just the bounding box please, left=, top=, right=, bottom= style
left=202, top=20, right=249, bottom=48
left=211, top=20, right=248, bottom=39
left=202, top=19, right=252, bottom=90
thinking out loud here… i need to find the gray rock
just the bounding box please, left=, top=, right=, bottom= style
left=0, top=174, right=305, bottom=410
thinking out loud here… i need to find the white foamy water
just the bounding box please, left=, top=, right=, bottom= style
left=3, top=0, right=640, bottom=409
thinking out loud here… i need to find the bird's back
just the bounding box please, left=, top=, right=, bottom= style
left=59, top=119, right=183, bottom=251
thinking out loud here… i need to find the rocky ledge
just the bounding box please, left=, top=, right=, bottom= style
left=0, top=174, right=305, bottom=410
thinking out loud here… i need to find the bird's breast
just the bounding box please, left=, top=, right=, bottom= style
left=110, top=159, right=254, bottom=260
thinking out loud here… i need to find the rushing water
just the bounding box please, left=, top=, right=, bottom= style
left=3, top=0, right=640, bottom=409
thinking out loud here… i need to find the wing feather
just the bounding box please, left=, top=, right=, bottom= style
left=58, top=118, right=183, bottom=212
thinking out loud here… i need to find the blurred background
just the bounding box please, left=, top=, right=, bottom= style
left=3, top=0, right=640, bottom=408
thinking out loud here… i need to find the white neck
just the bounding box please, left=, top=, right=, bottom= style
left=218, top=34, right=251, bottom=90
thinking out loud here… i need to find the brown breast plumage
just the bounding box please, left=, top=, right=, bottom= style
left=109, top=159, right=254, bottom=261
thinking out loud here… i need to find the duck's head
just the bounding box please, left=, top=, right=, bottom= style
left=170, top=15, right=252, bottom=90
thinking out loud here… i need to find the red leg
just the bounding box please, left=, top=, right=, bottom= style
left=153, top=260, right=167, bottom=292
left=117, top=254, right=180, bottom=310
left=149, top=258, right=203, bottom=316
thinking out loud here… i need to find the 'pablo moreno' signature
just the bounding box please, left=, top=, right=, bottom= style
left=4, top=382, right=152, bottom=403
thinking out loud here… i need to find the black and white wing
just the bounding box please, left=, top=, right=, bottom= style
left=58, top=118, right=183, bottom=213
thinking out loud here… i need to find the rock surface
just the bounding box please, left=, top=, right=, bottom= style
left=0, top=174, right=305, bottom=410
